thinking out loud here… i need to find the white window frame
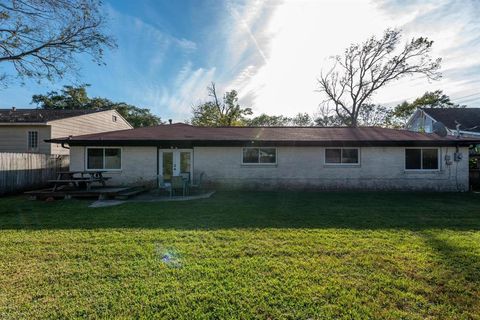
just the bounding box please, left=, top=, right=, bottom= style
left=324, top=148, right=360, bottom=165
left=241, top=147, right=277, bottom=165
left=27, top=131, right=38, bottom=152
left=85, top=147, right=122, bottom=171
left=404, top=147, right=440, bottom=171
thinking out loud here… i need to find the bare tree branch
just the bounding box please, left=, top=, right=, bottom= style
left=0, top=0, right=116, bottom=85
left=317, top=29, right=441, bottom=127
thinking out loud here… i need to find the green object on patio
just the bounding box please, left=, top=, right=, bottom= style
left=170, top=176, right=186, bottom=197
left=190, top=172, right=205, bottom=191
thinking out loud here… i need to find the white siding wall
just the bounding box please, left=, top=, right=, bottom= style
left=50, top=110, right=132, bottom=155
left=70, top=145, right=469, bottom=191
left=0, top=125, right=51, bottom=154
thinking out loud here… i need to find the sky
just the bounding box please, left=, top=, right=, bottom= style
left=1, top=0, right=480, bottom=122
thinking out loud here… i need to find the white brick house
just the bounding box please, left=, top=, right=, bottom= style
left=49, top=123, right=480, bottom=191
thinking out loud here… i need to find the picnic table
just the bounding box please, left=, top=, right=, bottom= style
left=49, top=171, right=112, bottom=191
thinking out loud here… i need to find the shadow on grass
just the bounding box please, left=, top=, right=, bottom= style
left=1, top=191, right=480, bottom=230
left=421, top=231, right=480, bottom=308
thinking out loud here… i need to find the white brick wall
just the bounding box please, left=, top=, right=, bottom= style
left=69, top=146, right=157, bottom=187
left=69, top=145, right=469, bottom=191
left=193, top=146, right=469, bottom=191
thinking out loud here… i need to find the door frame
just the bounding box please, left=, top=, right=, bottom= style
left=158, top=148, right=193, bottom=183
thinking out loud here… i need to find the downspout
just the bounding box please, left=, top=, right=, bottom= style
left=61, top=136, right=72, bottom=149
left=156, top=146, right=160, bottom=188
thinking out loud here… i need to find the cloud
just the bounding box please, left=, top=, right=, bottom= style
left=153, top=62, right=216, bottom=120
left=4, top=0, right=480, bottom=120
left=224, top=0, right=394, bottom=116
left=175, top=38, right=197, bottom=53
left=85, top=5, right=205, bottom=119
left=372, top=0, right=480, bottom=106
left=216, top=0, right=480, bottom=117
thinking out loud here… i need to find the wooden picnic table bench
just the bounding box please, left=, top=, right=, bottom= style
left=49, top=171, right=111, bottom=191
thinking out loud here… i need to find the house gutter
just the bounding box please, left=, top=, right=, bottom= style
left=156, top=146, right=160, bottom=187
left=0, top=122, right=48, bottom=126
left=44, top=138, right=480, bottom=148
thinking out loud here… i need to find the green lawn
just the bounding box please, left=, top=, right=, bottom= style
left=1, top=192, right=480, bottom=319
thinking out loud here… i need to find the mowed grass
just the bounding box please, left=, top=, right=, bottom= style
left=1, top=192, right=480, bottom=319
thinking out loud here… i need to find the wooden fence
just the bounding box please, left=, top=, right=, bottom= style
left=0, top=153, right=69, bottom=195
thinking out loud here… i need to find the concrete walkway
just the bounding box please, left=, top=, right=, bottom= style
left=89, top=191, right=215, bottom=208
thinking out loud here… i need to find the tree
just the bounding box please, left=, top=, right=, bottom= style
left=318, top=29, right=441, bottom=127
left=191, top=82, right=252, bottom=126
left=246, top=113, right=315, bottom=127
left=246, top=114, right=291, bottom=126
left=390, top=90, right=465, bottom=126
left=314, top=103, right=394, bottom=127
left=314, top=104, right=345, bottom=126
left=0, top=0, right=115, bottom=85
left=291, top=113, right=313, bottom=126
left=357, top=104, right=393, bottom=127
left=32, top=84, right=162, bottom=128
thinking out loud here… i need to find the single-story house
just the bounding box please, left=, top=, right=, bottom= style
left=0, top=108, right=132, bottom=155
left=407, top=107, right=480, bottom=137
left=48, top=123, right=480, bottom=191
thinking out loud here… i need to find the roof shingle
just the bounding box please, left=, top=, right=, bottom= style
left=47, top=123, right=480, bottom=147
left=0, top=108, right=104, bottom=123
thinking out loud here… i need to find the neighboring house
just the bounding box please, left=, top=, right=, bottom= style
left=0, top=108, right=132, bottom=155
left=406, top=108, right=480, bottom=137
left=48, top=123, right=480, bottom=191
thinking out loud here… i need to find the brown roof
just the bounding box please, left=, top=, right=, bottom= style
left=47, top=123, right=480, bottom=147
left=0, top=108, right=105, bottom=123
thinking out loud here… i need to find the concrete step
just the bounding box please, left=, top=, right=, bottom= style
left=114, top=187, right=147, bottom=200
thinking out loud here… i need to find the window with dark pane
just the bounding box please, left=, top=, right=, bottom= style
left=243, top=148, right=259, bottom=163
left=405, top=149, right=422, bottom=169
left=422, top=149, right=438, bottom=170
left=105, top=148, right=121, bottom=169
left=259, top=148, right=276, bottom=163
left=325, top=149, right=341, bottom=163
left=87, top=149, right=104, bottom=169
left=342, top=149, right=359, bottom=163
left=405, top=148, right=438, bottom=170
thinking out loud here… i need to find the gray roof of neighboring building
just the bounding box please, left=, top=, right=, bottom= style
left=422, top=108, right=480, bottom=133
left=0, top=108, right=105, bottom=123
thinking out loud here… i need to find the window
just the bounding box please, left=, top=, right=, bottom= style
left=87, top=148, right=121, bottom=170
left=242, top=148, right=276, bottom=164
left=27, top=131, right=38, bottom=151
left=405, top=148, right=439, bottom=170
left=112, top=115, right=117, bottom=122
left=325, top=148, right=359, bottom=164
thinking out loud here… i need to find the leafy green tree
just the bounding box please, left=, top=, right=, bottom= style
left=291, top=113, right=313, bottom=126
left=391, top=90, right=465, bottom=126
left=191, top=83, right=252, bottom=126
left=32, top=84, right=162, bottom=128
left=315, top=103, right=394, bottom=127
left=357, top=104, right=394, bottom=127
left=246, top=114, right=291, bottom=126
left=0, top=0, right=115, bottom=85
